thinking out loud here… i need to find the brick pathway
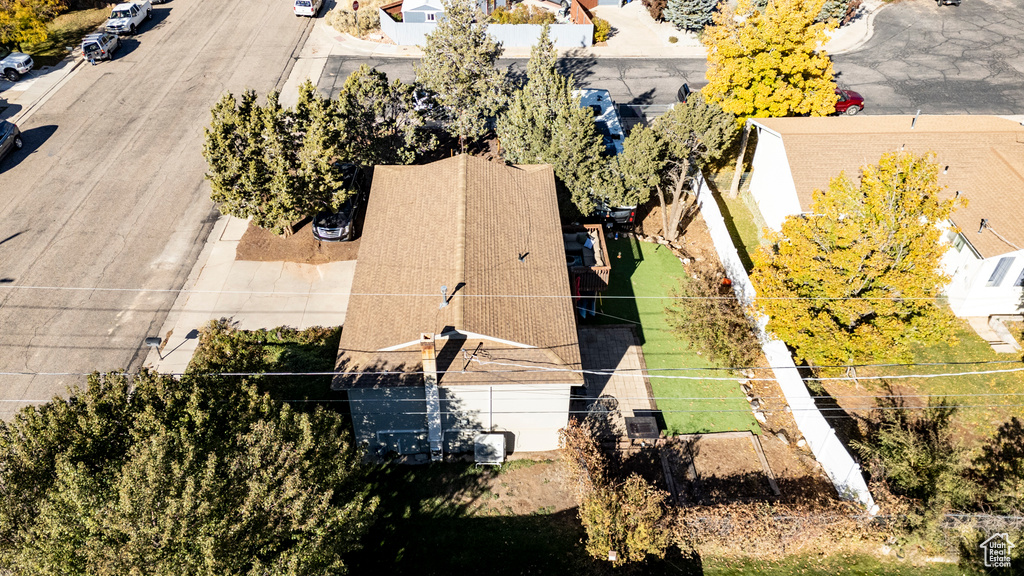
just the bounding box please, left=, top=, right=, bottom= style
left=578, top=326, right=655, bottom=427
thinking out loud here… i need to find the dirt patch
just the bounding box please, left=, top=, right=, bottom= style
left=471, top=460, right=576, bottom=516
left=235, top=220, right=360, bottom=264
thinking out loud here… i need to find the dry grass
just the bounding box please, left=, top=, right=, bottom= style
left=22, top=7, right=110, bottom=67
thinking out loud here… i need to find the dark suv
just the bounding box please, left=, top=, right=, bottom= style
left=0, top=120, right=22, bottom=161
left=312, top=165, right=364, bottom=242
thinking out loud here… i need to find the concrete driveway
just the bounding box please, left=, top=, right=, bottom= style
left=148, top=216, right=355, bottom=374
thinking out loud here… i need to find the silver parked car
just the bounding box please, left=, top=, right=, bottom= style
left=0, top=45, right=34, bottom=82
left=82, top=33, right=120, bottom=63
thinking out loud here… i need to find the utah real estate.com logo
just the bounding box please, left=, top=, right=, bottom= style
left=979, top=533, right=1014, bottom=569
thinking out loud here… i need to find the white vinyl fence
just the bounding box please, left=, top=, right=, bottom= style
left=379, top=10, right=592, bottom=47
left=694, top=171, right=879, bottom=514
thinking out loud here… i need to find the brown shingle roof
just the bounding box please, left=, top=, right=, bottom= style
left=750, top=115, right=1024, bottom=259
left=334, top=155, right=582, bottom=387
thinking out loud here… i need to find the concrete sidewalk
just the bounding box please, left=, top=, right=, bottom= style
left=146, top=215, right=356, bottom=373
left=315, top=0, right=884, bottom=60
left=0, top=57, right=85, bottom=123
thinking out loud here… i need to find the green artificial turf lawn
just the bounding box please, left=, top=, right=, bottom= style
left=590, top=238, right=759, bottom=435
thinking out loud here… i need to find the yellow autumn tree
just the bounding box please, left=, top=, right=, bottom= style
left=701, top=0, right=837, bottom=120
left=749, top=152, right=963, bottom=371
left=0, top=0, right=64, bottom=49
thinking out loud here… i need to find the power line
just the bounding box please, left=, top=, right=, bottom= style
left=0, top=283, right=993, bottom=301
left=3, top=361, right=1024, bottom=383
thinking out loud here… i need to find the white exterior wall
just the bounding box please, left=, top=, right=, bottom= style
left=747, top=125, right=803, bottom=231
left=943, top=242, right=1024, bottom=317
left=348, top=383, right=572, bottom=456
left=442, top=384, right=572, bottom=453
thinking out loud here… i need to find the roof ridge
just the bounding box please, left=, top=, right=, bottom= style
left=452, top=154, right=467, bottom=332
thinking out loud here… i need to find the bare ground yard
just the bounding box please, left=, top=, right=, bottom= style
left=235, top=220, right=360, bottom=263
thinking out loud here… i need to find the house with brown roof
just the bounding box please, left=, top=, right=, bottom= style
left=332, top=154, right=584, bottom=458
left=744, top=115, right=1024, bottom=318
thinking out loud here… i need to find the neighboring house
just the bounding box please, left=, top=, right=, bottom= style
left=399, top=0, right=444, bottom=22
left=332, top=155, right=584, bottom=458
left=744, top=115, right=1024, bottom=318
left=379, top=0, right=594, bottom=47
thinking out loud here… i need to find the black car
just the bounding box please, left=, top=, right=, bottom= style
left=0, top=120, right=22, bottom=161
left=312, top=165, right=364, bottom=242
left=936, top=0, right=959, bottom=5
left=676, top=83, right=696, bottom=104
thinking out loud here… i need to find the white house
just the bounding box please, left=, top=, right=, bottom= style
left=332, top=155, right=584, bottom=457
left=399, top=0, right=444, bottom=23
left=744, top=115, right=1024, bottom=318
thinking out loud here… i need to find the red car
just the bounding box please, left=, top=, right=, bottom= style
left=835, top=88, right=864, bottom=115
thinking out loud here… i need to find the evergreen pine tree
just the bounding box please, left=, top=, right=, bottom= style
left=416, top=0, right=507, bottom=150
left=663, top=0, right=718, bottom=32
left=497, top=25, right=618, bottom=216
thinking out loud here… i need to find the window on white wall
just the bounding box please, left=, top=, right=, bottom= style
left=426, top=11, right=436, bottom=20
left=987, top=257, right=1014, bottom=287
left=1015, top=267, right=1024, bottom=287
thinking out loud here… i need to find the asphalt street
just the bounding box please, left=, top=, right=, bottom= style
left=320, top=0, right=1024, bottom=114
left=0, top=0, right=312, bottom=417
left=834, top=0, right=1024, bottom=114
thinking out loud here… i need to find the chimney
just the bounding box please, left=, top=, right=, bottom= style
left=421, top=333, right=443, bottom=461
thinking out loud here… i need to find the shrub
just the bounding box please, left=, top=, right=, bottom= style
left=325, top=1, right=383, bottom=36
left=665, top=260, right=761, bottom=368
left=579, top=475, right=671, bottom=565
left=641, top=0, right=667, bottom=20
left=668, top=35, right=678, bottom=43
left=816, top=0, right=853, bottom=23
left=592, top=16, right=611, bottom=42
left=488, top=4, right=556, bottom=24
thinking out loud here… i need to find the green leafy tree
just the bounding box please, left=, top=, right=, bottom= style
left=701, top=0, right=837, bottom=120
left=0, top=370, right=377, bottom=576
left=663, top=0, right=717, bottom=32
left=335, top=64, right=436, bottom=165
left=0, top=0, right=64, bottom=49
left=618, top=125, right=669, bottom=232
left=204, top=83, right=352, bottom=234
left=497, top=25, right=618, bottom=216
left=619, top=92, right=736, bottom=240
left=750, top=151, right=962, bottom=369
left=416, top=0, right=507, bottom=149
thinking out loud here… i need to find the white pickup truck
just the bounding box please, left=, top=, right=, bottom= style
left=105, top=0, right=152, bottom=36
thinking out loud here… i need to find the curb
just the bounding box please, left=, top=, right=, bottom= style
left=9, top=56, right=86, bottom=125
left=828, top=2, right=887, bottom=55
